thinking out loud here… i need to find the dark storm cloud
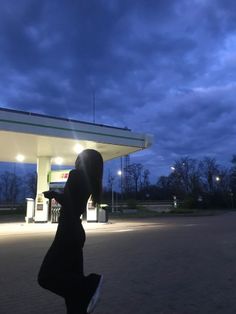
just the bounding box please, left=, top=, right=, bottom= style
left=130, top=83, right=236, bottom=170
left=1, top=0, right=236, bottom=177
left=0, top=1, right=44, bottom=70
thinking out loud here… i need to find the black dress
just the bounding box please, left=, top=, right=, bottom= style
left=38, top=169, right=92, bottom=313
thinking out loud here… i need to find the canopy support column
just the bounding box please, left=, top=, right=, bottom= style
left=34, top=157, right=51, bottom=222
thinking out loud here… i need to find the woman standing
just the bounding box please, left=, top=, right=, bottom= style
left=38, top=149, right=104, bottom=314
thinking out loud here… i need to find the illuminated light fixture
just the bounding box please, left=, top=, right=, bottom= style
left=74, top=143, right=84, bottom=154
left=117, top=170, right=122, bottom=176
left=54, top=157, right=63, bottom=165
left=170, top=166, right=175, bottom=171
left=16, top=154, right=25, bottom=162
left=215, top=176, right=220, bottom=182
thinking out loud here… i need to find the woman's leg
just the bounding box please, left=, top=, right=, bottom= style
left=38, top=241, right=85, bottom=297
left=38, top=222, right=86, bottom=297
left=65, top=296, right=87, bottom=314
left=38, top=222, right=102, bottom=312
left=64, top=274, right=103, bottom=314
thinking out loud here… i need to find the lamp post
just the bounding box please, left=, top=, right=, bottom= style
left=117, top=170, right=123, bottom=208
left=109, top=170, right=122, bottom=213
left=108, top=173, right=115, bottom=213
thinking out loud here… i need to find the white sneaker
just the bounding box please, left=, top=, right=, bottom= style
left=87, top=275, right=103, bottom=313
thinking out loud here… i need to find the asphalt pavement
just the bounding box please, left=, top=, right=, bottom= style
left=1, top=212, right=236, bottom=314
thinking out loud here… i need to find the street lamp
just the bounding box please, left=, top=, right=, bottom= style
left=110, top=176, right=115, bottom=213
left=215, top=176, right=220, bottom=182
left=110, top=170, right=123, bottom=213
left=117, top=170, right=123, bottom=202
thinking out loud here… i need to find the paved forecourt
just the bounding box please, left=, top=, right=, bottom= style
left=1, top=213, right=236, bottom=314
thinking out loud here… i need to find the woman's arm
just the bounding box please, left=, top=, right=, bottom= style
left=43, top=191, right=65, bottom=206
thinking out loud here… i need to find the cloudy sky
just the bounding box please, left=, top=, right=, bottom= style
left=1, top=0, right=236, bottom=181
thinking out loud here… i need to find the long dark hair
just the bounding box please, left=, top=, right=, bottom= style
left=75, top=149, right=103, bottom=206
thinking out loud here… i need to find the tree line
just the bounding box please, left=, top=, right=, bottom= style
left=0, top=171, right=37, bottom=204
left=104, top=156, right=236, bottom=209
left=1, top=155, right=236, bottom=209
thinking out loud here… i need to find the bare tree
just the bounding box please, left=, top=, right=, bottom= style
left=25, top=171, right=37, bottom=198
left=231, top=155, right=236, bottom=166
left=125, top=163, right=143, bottom=196
left=0, top=171, right=22, bottom=204
left=172, top=157, right=200, bottom=195
left=142, top=169, right=150, bottom=190
left=157, top=175, right=175, bottom=199
left=107, top=169, right=115, bottom=192
left=199, top=157, right=220, bottom=193
left=230, top=155, right=236, bottom=197
left=217, top=168, right=231, bottom=192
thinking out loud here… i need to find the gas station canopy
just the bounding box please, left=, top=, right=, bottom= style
left=0, top=107, right=152, bottom=165
left=0, top=107, right=152, bottom=223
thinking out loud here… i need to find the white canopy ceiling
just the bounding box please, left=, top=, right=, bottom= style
left=0, top=108, right=152, bottom=165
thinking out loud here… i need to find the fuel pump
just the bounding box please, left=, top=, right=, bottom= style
left=48, top=169, right=70, bottom=223
left=34, top=193, right=49, bottom=222
left=50, top=197, right=61, bottom=223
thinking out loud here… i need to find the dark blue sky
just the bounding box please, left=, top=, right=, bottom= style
left=1, top=0, right=236, bottom=181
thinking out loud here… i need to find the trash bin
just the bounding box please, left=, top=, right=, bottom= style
left=25, top=198, right=35, bottom=223
left=98, top=208, right=108, bottom=223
